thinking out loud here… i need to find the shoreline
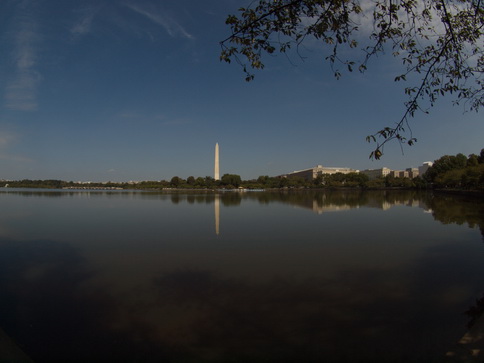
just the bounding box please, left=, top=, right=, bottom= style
left=1, top=185, right=483, bottom=195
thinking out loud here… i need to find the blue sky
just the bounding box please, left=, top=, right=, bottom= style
left=0, top=0, right=482, bottom=182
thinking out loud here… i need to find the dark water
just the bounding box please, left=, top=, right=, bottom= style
left=0, top=189, right=483, bottom=362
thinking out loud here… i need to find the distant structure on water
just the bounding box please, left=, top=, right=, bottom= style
left=214, top=143, right=220, bottom=181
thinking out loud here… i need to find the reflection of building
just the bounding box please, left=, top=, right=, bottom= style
left=365, top=197, right=425, bottom=211
left=284, top=165, right=359, bottom=181
left=312, top=201, right=354, bottom=214
left=286, top=193, right=360, bottom=214
left=360, top=167, right=391, bottom=180
left=407, top=199, right=419, bottom=207
left=365, top=199, right=393, bottom=210
left=382, top=201, right=392, bottom=210
left=419, top=200, right=431, bottom=212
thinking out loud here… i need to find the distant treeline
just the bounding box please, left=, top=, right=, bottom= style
left=2, top=149, right=483, bottom=191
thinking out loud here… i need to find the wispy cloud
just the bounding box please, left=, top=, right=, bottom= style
left=117, top=111, right=189, bottom=126
left=125, top=3, right=193, bottom=39
left=5, top=4, right=41, bottom=111
left=0, top=153, right=33, bottom=163
left=161, top=118, right=191, bottom=126
left=118, top=112, right=145, bottom=119
left=71, top=11, right=95, bottom=36
left=0, top=133, right=14, bottom=148
left=0, top=131, right=32, bottom=162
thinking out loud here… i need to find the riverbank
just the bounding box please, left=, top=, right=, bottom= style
left=2, top=183, right=483, bottom=195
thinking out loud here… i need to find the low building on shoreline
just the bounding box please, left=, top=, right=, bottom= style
left=282, top=165, right=359, bottom=181
left=360, top=167, right=392, bottom=180
left=419, top=162, right=433, bottom=176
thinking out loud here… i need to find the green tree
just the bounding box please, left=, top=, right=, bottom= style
left=366, top=178, right=386, bottom=189
left=277, top=176, right=290, bottom=188
left=170, top=176, right=183, bottom=188
left=313, top=174, right=324, bottom=186
left=425, top=153, right=468, bottom=182
left=412, top=176, right=428, bottom=189
left=468, top=154, right=479, bottom=167
left=221, top=1, right=483, bottom=158
left=195, top=177, right=206, bottom=187
left=286, top=176, right=307, bottom=188
left=221, top=174, right=242, bottom=187
left=479, top=148, right=484, bottom=164
left=187, top=176, right=196, bottom=186
left=461, top=165, right=483, bottom=188
left=322, top=172, right=368, bottom=188
left=435, top=168, right=465, bottom=188
left=257, top=175, right=270, bottom=185
left=205, top=176, right=216, bottom=188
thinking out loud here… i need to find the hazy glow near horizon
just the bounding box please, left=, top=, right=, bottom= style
left=0, top=0, right=482, bottom=182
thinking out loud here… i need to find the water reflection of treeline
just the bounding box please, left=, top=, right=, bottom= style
left=2, top=189, right=482, bottom=238
left=148, top=190, right=431, bottom=210
left=161, top=191, right=484, bottom=240
left=0, top=189, right=443, bottom=211
left=426, top=193, right=484, bottom=239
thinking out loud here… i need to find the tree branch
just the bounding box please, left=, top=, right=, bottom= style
left=371, top=37, right=453, bottom=157
left=220, top=0, right=305, bottom=45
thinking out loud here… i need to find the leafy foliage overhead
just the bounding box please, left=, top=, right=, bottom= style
left=220, top=0, right=484, bottom=158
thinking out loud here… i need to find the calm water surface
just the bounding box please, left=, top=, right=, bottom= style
left=0, top=189, right=483, bottom=362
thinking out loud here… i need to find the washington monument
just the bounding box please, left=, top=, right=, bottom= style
left=214, top=143, right=220, bottom=181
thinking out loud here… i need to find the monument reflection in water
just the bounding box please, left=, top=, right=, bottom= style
left=0, top=189, right=483, bottom=362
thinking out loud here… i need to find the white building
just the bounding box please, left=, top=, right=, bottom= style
left=418, top=162, right=433, bottom=176
left=406, top=168, right=419, bottom=178
left=360, top=167, right=392, bottom=180
left=286, top=165, right=359, bottom=181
